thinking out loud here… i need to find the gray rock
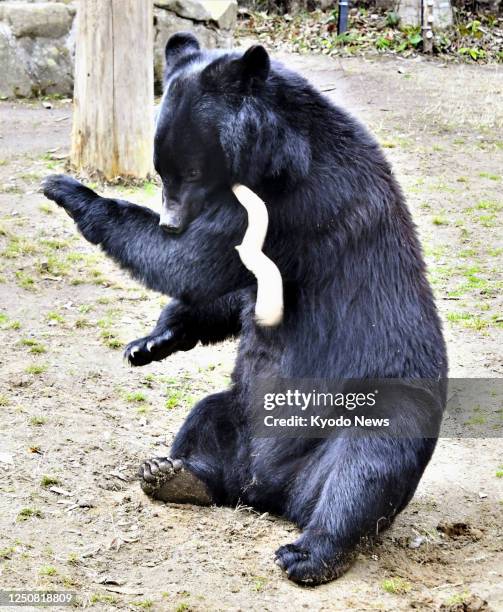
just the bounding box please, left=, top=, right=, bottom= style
left=0, top=23, right=32, bottom=97
left=17, top=34, right=74, bottom=95
left=156, top=0, right=237, bottom=30
left=154, top=8, right=233, bottom=86
left=0, top=2, right=74, bottom=38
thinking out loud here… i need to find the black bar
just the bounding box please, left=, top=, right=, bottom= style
left=337, top=0, right=349, bottom=35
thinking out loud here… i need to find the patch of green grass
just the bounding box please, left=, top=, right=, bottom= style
left=0, top=546, right=16, bottom=560
left=432, top=181, right=457, bottom=193
left=1, top=184, right=22, bottom=194
left=39, top=565, right=57, bottom=576
left=90, top=594, right=118, bottom=605
left=97, top=311, right=123, bottom=349
left=125, top=391, right=147, bottom=403
left=15, top=271, right=36, bottom=290
left=25, top=363, right=48, bottom=375
left=446, top=312, right=472, bottom=323
left=165, top=390, right=185, bottom=410
left=3, top=236, right=38, bottom=259
left=465, top=317, right=488, bottom=330
left=381, top=577, right=411, bottom=594
left=46, top=311, right=65, bottom=324
left=40, top=475, right=60, bottom=488
left=74, top=318, right=90, bottom=329
left=66, top=553, right=79, bottom=565
left=29, top=415, right=47, bottom=426
left=478, top=172, right=500, bottom=181
left=252, top=576, right=268, bottom=592
left=142, top=181, right=158, bottom=197
left=465, top=414, right=486, bottom=426
left=143, top=373, right=155, bottom=385
left=133, top=600, right=154, bottom=610
left=78, top=304, right=93, bottom=314
left=65, top=253, right=85, bottom=264
left=496, top=466, right=503, bottom=478
left=473, top=200, right=502, bottom=212
left=60, top=575, right=78, bottom=588
left=18, top=171, right=44, bottom=182
left=91, top=271, right=106, bottom=285
left=458, top=248, right=477, bottom=258
left=39, top=238, right=72, bottom=251
left=493, top=315, right=503, bottom=328
left=20, top=338, right=47, bottom=354
left=432, top=215, right=449, bottom=226
left=446, top=311, right=489, bottom=330
left=175, top=604, right=190, bottom=612
left=448, top=267, right=490, bottom=298
left=99, top=328, right=122, bottom=349
left=36, top=254, right=71, bottom=277
left=0, top=394, right=9, bottom=406
left=445, top=591, right=470, bottom=606
left=17, top=507, right=43, bottom=521
left=39, top=202, right=55, bottom=215
left=477, top=214, right=497, bottom=228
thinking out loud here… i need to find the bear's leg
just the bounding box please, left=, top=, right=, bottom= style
left=125, top=292, right=244, bottom=366
left=138, top=390, right=241, bottom=505
left=276, top=436, right=436, bottom=585
left=42, top=175, right=249, bottom=303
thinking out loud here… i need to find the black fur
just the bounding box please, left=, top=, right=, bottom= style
left=42, top=35, right=447, bottom=585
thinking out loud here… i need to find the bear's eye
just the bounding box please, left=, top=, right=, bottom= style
left=185, top=168, right=201, bottom=182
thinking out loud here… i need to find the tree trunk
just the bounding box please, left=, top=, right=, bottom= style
left=71, top=0, right=154, bottom=180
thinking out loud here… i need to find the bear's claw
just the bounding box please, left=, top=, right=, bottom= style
left=124, top=331, right=197, bottom=367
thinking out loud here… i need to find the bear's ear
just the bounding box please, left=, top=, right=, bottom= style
left=238, top=45, right=270, bottom=83
left=165, top=32, right=200, bottom=66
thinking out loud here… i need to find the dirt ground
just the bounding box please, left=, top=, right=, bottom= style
left=0, top=53, right=502, bottom=612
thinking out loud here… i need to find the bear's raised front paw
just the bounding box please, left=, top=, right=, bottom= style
left=274, top=535, right=354, bottom=585
left=41, top=174, right=89, bottom=209
left=124, top=331, right=197, bottom=367
left=138, top=457, right=211, bottom=505
left=124, top=334, right=171, bottom=367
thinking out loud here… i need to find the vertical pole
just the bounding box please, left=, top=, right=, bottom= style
left=337, top=0, right=349, bottom=35
left=421, top=0, right=434, bottom=53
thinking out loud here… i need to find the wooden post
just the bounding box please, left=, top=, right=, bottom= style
left=421, top=0, right=434, bottom=54
left=71, top=0, right=154, bottom=180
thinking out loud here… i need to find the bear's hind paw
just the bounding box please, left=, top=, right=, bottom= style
left=275, top=535, right=355, bottom=585
left=138, top=457, right=212, bottom=505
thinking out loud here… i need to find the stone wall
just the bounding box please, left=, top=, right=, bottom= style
left=0, top=0, right=237, bottom=99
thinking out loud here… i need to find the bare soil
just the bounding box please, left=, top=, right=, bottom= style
left=0, top=54, right=502, bottom=611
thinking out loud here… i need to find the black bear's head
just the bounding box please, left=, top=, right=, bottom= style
left=154, top=32, right=311, bottom=234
